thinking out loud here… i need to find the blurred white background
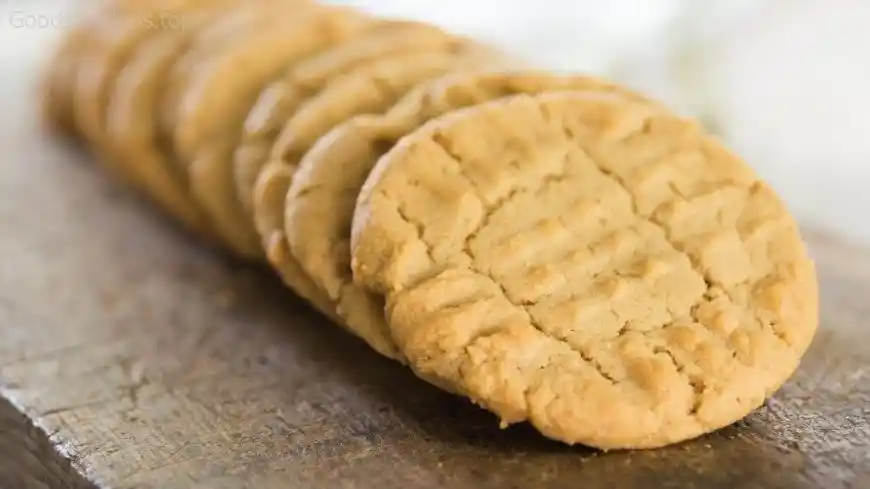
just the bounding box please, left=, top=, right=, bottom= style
left=1, top=0, right=868, bottom=245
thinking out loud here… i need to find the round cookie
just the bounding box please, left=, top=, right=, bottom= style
left=350, top=92, right=819, bottom=449
left=252, top=46, right=504, bottom=359
left=284, top=71, right=652, bottom=364
left=104, top=1, right=279, bottom=240
left=234, top=21, right=459, bottom=218
left=177, top=6, right=373, bottom=260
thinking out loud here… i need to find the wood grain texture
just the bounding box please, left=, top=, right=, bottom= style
left=2, top=60, right=870, bottom=489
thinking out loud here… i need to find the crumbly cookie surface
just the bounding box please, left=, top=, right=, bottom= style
left=350, top=92, right=818, bottom=449
left=285, top=71, right=651, bottom=365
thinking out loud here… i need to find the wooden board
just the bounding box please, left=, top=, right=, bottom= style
left=2, top=52, right=870, bottom=489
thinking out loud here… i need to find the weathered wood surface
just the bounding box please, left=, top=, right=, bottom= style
left=1, top=50, right=869, bottom=489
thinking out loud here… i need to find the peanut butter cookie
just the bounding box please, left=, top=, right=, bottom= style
left=284, top=71, right=651, bottom=364
left=350, top=92, right=819, bottom=449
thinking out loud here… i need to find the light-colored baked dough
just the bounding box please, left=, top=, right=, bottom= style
left=350, top=92, right=819, bottom=449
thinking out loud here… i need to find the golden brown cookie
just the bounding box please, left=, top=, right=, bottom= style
left=234, top=21, right=459, bottom=218
left=104, top=1, right=280, bottom=240
left=350, top=92, right=819, bottom=449
left=252, top=46, right=505, bottom=358
left=284, top=71, right=652, bottom=364
left=177, top=6, right=372, bottom=260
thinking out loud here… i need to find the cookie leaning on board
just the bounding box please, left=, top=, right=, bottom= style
left=350, top=92, right=818, bottom=449
left=41, top=0, right=819, bottom=450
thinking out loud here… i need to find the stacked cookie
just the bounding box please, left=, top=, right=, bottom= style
left=42, top=0, right=819, bottom=450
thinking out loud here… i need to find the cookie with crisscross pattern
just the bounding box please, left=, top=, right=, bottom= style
left=350, top=91, right=818, bottom=449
